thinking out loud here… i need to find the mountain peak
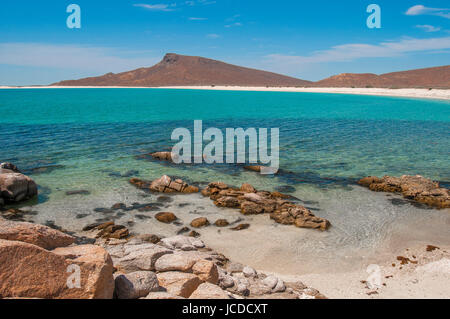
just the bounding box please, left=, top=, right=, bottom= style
left=162, top=53, right=182, bottom=64
left=53, top=54, right=311, bottom=87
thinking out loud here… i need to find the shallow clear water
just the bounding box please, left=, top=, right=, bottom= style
left=1, top=88, right=449, bottom=274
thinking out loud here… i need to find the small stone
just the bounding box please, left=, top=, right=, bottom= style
left=155, top=212, right=177, bottom=224
left=262, top=276, right=278, bottom=289
left=219, top=274, right=235, bottom=289
left=192, top=260, right=219, bottom=284
left=214, top=219, right=229, bottom=227
left=231, top=224, right=250, bottom=231
left=190, top=217, right=210, bottom=228
left=242, top=266, right=257, bottom=278
left=236, top=283, right=250, bottom=296
left=188, top=231, right=200, bottom=238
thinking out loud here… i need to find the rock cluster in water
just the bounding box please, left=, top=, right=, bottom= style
left=0, top=219, right=325, bottom=299
left=0, top=163, right=38, bottom=207
left=202, top=182, right=331, bottom=231
left=358, top=175, right=450, bottom=209
left=130, top=175, right=199, bottom=194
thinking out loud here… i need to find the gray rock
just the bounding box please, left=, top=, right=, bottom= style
left=115, top=271, right=160, bottom=299
left=242, top=266, right=257, bottom=278
left=273, top=279, right=286, bottom=293
left=236, top=283, right=250, bottom=296
left=160, top=235, right=205, bottom=250
left=107, top=243, right=173, bottom=272
left=218, top=269, right=235, bottom=289
left=249, top=283, right=272, bottom=296
left=262, top=275, right=278, bottom=289
left=154, top=252, right=200, bottom=272
left=227, top=262, right=244, bottom=273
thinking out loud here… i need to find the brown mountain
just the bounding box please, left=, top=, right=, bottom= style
left=315, top=65, right=450, bottom=88
left=53, top=53, right=312, bottom=87
left=53, top=53, right=450, bottom=89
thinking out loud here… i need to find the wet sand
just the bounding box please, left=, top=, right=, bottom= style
left=1, top=86, right=449, bottom=101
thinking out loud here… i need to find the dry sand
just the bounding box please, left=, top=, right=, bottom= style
left=1, top=86, right=449, bottom=100
left=277, top=243, right=450, bottom=299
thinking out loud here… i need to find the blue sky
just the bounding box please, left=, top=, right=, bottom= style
left=0, top=0, right=449, bottom=85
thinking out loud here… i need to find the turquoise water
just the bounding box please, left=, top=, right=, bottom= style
left=1, top=88, right=449, bottom=273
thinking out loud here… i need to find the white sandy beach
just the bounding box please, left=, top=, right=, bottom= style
left=1, top=85, right=449, bottom=100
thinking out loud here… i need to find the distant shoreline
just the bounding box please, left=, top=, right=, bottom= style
left=1, top=85, right=449, bottom=101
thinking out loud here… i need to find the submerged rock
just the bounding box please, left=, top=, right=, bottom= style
left=150, top=152, right=173, bottom=162
left=190, top=217, right=210, bottom=228
left=358, top=175, right=450, bottom=209
left=155, top=212, right=177, bottom=224
left=231, top=224, right=250, bottom=231
left=130, top=175, right=199, bottom=194
left=65, top=190, right=90, bottom=196
left=202, top=182, right=330, bottom=231
left=83, top=221, right=129, bottom=240
left=214, top=219, right=229, bottom=227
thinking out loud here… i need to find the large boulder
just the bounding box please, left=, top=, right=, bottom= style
left=154, top=253, right=200, bottom=272
left=105, top=243, right=173, bottom=273
left=0, top=169, right=37, bottom=203
left=0, top=240, right=114, bottom=299
left=0, top=220, right=75, bottom=250
left=192, top=260, right=219, bottom=284
left=160, top=235, right=205, bottom=250
left=157, top=272, right=202, bottom=298
left=0, top=163, right=20, bottom=173
left=189, top=283, right=230, bottom=299
left=114, top=271, right=160, bottom=299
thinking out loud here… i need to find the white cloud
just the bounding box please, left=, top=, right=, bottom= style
left=266, top=37, right=450, bottom=65
left=405, top=5, right=450, bottom=19
left=206, top=33, right=220, bottom=39
left=133, top=3, right=176, bottom=11
left=225, top=22, right=243, bottom=28
left=0, top=43, right=160, bottom=72
left=416, top=24, right=441, bottom=32
left=189, top=17, right=208, bottom=20
left=185, top=0, right=216, bottom=6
